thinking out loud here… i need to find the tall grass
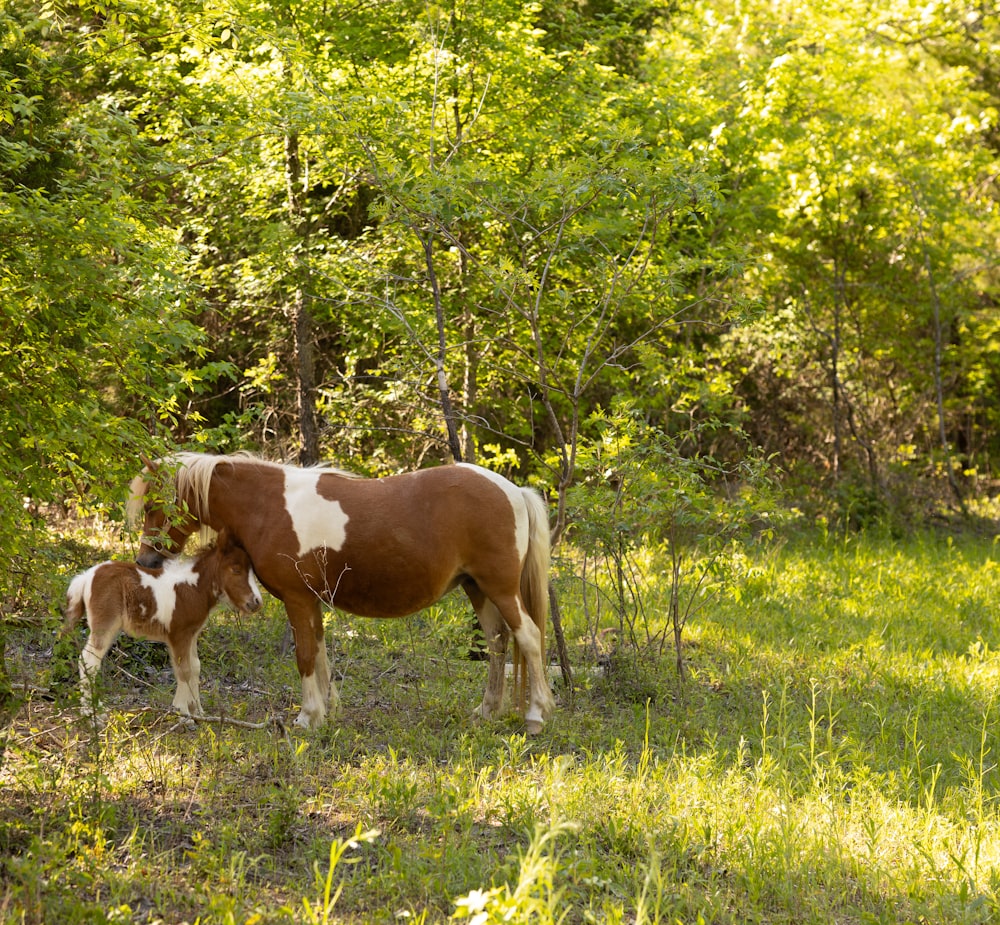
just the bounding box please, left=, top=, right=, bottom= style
left=3, top=525, right=1000, bottom=922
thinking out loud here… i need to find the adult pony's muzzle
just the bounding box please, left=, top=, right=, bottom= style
left=136, top=548, right=166, bottom=569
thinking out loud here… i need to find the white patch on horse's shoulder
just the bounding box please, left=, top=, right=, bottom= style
left=284, top=468, right=349, bottom=558
left=140, top=558, right=197, bottom=630
left=456, top=464, right=529, bottom=556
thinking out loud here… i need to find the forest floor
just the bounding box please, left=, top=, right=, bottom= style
left=4, top=522, right=1000, bottom=923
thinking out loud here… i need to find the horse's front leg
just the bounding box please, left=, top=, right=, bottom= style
left=286, top=595, right=331, bottom=729
left=168, top=632, right=203, bottom=717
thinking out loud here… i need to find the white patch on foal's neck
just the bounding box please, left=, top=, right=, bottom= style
left=284, top=468, right=349, bottom=557
left=140, top=558, right=198, bottom=630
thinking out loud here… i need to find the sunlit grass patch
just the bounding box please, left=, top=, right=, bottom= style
left=6, top=524, right=1000, bottom=922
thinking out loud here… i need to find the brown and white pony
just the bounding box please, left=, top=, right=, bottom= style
left=126, top=452, right=555, bottom=732
left=64, top=528, right=262, bottom=718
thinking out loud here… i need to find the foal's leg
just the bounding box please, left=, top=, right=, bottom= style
left=465, top=582, right=509, bottom=721
left=79, top=617, right=122, bottom=719
left=168, top=629, right=204, bottom=717
left=286, top=595, right=331, bottom=728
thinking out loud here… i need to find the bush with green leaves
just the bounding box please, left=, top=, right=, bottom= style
left=565, top=403, right=777, bottom=680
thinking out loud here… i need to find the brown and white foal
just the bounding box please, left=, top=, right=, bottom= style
left=63, top=529, right=262, bottom=718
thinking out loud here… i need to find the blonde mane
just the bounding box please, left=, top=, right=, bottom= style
left=125, top=475, right=148, bottom=527
left=127, top=451, right=360, bottom=530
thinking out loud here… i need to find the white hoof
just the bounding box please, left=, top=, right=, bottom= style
left=173, top=700, right=204, bottom=717
left=295, top=709, right=324, bottom=729
left=81, top=708, right=108, bottom=729
left=297, top=673, right=327, bottom=729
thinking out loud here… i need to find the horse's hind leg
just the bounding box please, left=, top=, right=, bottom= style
left=489, top=592, right=555, bottom=735
left=79, top=618, right=122, bottom=720
left=465, top=582, right=509, bottom=721
left=168, top=630, right=204, bottom=717
left=510, top=607, right=556, bottom=734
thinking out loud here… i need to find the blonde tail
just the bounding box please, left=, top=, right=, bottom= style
left=513, top=488, right=551, bottom=713
left=62, top=573, right=88, bottom=636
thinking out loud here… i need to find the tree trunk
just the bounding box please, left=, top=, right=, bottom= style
left=921, top=231, right=966, bottom=510
left=829, top=289, right=843, bottom=483
left=422, top=232, right=463, bottom=463
left=290, top=286, right=318, bottom=467
left=462, top=311, right=478, bottom=465
left=0, top=618, right=18, bottom=769
left=548, top=585, right=573, bottom=695
left=284, top=131, right=319, bottom=466
left=670, top=540, right=686, bottom=681
left=459, top=238, right=478, bottom=465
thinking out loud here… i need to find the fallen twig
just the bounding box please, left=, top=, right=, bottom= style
left=185, top=712, right=284, bottom=732
left=151, top=712, right=291, bottom=745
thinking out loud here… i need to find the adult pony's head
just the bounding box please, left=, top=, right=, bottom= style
left=128, top=453, right=220, bottom=568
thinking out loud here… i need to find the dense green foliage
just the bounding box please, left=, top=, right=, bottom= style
left=6, top=524, right=1000, bottom=922
left=3, top=1, right=998, bottom=510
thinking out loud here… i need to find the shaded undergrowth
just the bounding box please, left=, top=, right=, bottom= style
left=4, top=525, right=1000, bottom=922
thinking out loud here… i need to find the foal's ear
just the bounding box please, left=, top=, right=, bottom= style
left=215, top=527, right=243, bottom=553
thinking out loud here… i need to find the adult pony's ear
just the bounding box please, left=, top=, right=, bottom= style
left=140, top=453, right=160, bottom=473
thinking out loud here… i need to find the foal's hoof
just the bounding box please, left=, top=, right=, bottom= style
left=171, top=708, right=198, bottom=728
left=174, top=705, right=204, bottom=719
left=295, top=709, right=325, bottom=730
left=81, top=709, right=108, bottom=729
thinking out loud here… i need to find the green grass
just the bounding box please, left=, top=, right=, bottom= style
left=5, top=525, right=1000, bottom=922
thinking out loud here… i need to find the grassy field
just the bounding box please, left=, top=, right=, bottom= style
left=5, top=522, right=1000, bottom=923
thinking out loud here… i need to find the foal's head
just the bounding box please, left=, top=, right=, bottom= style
left=200, top=529, right=263, bottom=616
